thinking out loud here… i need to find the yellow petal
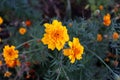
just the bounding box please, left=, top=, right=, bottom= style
left=48, top=43, right=55, bottom=50
left=44, top=23, right=50, bottom=28
left=68, top=41, right=72, bottom=48
left=75, top=54, right=82, bottom=60
left=73, top=38, right=79, bottom=45
left=52, top=20, right=62, bottom=26
left=63, top=49, right=71, bottom=56
left=70, top=57, right=75, bottom=63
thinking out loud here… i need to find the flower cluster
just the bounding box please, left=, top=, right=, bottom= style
left=42, top=20, right=84, bottom=63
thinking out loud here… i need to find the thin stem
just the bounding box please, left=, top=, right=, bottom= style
left=16, top=38, right=38, bottom=49
left=85, top=46, right=115, bottom=75
left=61, top=66, right=70, bottom=80
left=115, top=48, right=118, bottom=61
left=59, top=50, right=70, bottom=80
left=56, top=68, right=61, bottom=80
left=22, top=48, right=41, bottom=54
left=79, top=69, right=82, bottom=80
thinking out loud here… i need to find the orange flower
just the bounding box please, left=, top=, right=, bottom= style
left=3, top=45, right=19, bottom=61
left=99, top=5, right=103, bottom=10
left=4, top=71, right=12, bottom=77
left=5, top=59, right=20, bottom=68
left=63, top=38, right=84, bottom=63
left=25, top=20, right=31, bottom=26
left=5, top=60, right=16, bottom=68
left=112, top=32, right=119, bottom=40
left=0, top=16, right=3, bottom=25
left=103, top=13, right=111, bottom=26
left=97, top=34, right=103, bottom=41
left=19, top=27, right=27, bottom=35
left=0, top=60, right=2, bottom=66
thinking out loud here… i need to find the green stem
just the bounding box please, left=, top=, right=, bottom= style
left=85, top=46, right=115, bottom=75
left=22, top=48, right=41, bottom=54
left=60, top=50, right=70, bottom=80
left=79, top=69, right=82, bottom=80
left=16, top=38, right=38, bottom=49
left=56, top=68, right=61, bottom=80
left=61, top=66, right=70, bottom=80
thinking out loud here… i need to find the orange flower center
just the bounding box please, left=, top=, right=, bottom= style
left=7, top=49, right=13, bottom=56
left=54, top=33, right=60, bottom=37
left=52, top=30, right=62, bottom=40
left=72, top=45, right=78, bottom=55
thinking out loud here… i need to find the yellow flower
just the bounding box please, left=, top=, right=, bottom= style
left=97, top=34, right=103, bottom=41
left=41, top=20, right=69, bottom=51
left=63, top=38, right=84, bottom=63
left=99, top=5, right=103, bottom=10
left=4, top=71, right=12, bottom=77
left=19, top=27, right=27, bottom=35
left=112, top=32, right=119, bottom=40
left=0, top=16, right=3, bottom=25
left=103, top=13, right=111, bottom=26
left=3, top=45, right=19, bottom=61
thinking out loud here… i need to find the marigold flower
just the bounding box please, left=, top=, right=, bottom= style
left=112, top=32, right=119, bottom=40
left=63, top=38, right=84, bottom=63
left=0, top=60, right=2, bottom=66
left=41, top=20, right=69, bottom=51
left=5, top=59, right=20, bottom=68
left=19, top=27, right=27, bottom=35
left=99, top=5, right=103, bottom=10
left=103, top=13, right=111, bottom=26
left=0, top=16, right=3, bottom=25
left=25, top=20, right=32, bottom=26
left=4, top=71, right=12, bottom=77
left=5, top=60, right=15, bottom=68
left=3, top=45, right=19, bottom=61
left=97, top=34, right=103, bottom=41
